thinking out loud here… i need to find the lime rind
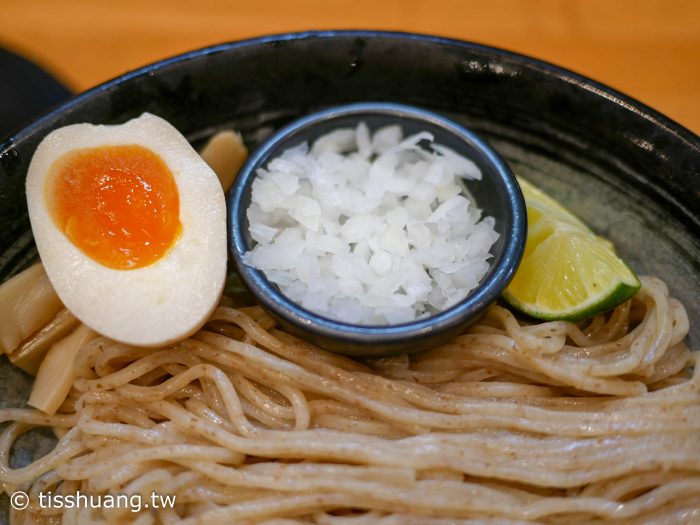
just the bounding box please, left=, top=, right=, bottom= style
left=503, top=280, right=640, bottom=322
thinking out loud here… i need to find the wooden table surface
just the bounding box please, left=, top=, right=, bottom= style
left=3, top=0, right=699, bottom=133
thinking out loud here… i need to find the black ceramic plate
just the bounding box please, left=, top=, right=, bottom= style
left=0, top=31, right=698, bottom=521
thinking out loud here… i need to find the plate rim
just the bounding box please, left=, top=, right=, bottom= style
left=1, top=30, right=698, bottom=154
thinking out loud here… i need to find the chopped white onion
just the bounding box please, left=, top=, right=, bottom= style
left=245, top=123, right=499, bottom=325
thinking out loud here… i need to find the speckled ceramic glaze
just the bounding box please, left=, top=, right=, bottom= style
left=0, top=31, right=698, bottom=521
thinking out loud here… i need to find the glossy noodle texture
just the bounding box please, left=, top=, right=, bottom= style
left=1, top=276, right=699, bottom=524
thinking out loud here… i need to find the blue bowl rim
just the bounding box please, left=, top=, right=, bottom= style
left=228, top=101, right=527, bottom=344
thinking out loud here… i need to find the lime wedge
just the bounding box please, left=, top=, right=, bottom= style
left=503, top=178, right=640, bottom=321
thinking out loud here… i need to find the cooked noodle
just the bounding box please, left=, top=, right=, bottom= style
left=1, top=276, right=698, bottom=524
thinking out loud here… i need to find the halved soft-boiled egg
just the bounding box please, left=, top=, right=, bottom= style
left=26, top=113, right=227, bottom=347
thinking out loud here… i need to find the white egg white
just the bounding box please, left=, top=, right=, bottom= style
left=25, top=112, right=227, bottom=347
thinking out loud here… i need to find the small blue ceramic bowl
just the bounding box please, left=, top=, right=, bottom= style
left=228, top=102, right=526, bottom=356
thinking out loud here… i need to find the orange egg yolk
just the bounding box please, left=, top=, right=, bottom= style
left=47, top=144, right=181, bottom=270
